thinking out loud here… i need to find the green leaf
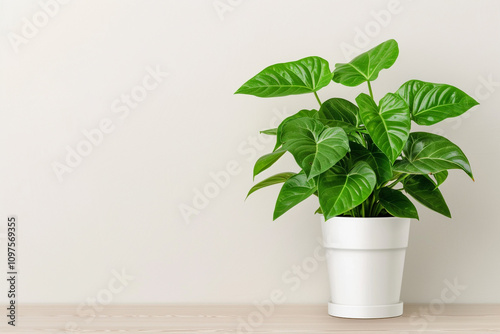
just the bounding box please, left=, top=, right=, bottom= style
left=403, top=175, right=451, bottom=218
left=393, top=132, right=473, bottom=180
left=273, top=172, right=317, bottom=220
left=333, top=39, right=399, bottom=87
left=356, top=93, right=411, bottom=163
left=246, top=172, right=296, bottom=198
left=347, top=131, right=366, bottom=146
left=318, top=119, right=358, bottom=134
left=274, top=109, right=318, bottom=151
left=350, top=142, right=392, bottom=185
left=260, top=128, right=277, bottom=135
left=318, top=162, right=376, bottom=220
left=235, top=57, right=333, bottom=97
left=281, top=118, right=349, bottom=180
left=378, top=188, right=419, bottom=219
left=396, top=80, right=479, bottom=125
left=432, top=170, right=448, bottom=188
left=318, top=98, right=360, bottom=126
left=253, top=148, right=287, bottom=179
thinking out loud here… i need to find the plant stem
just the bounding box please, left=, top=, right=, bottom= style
left=369, top=194, right=376, bottom=217
left=314, top=91, right=322, bottom=106
left=367, top=81, right=374, bottom=99
left=387, top=174, right=409, bottom=189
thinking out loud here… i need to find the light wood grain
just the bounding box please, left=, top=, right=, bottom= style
left=0, top=304, right=499, bottom=333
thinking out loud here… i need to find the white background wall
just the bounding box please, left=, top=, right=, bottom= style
left=0, top=0, right=499, bottom=306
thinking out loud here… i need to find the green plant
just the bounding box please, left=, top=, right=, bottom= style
left=236, top=39, right=477, bottom=220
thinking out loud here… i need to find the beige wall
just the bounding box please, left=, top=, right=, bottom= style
left=0, top=0, right=499, bottom=304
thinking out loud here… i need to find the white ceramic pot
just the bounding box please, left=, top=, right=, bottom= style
left=321, top=216, right=411, bottom=319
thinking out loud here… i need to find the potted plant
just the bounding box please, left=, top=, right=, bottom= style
left=235, top=39, right=477, bottom=318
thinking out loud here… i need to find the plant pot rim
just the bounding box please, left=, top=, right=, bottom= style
left=321, top=216, right=411, bottom=250
left=322, top=216, right=411, bottom=221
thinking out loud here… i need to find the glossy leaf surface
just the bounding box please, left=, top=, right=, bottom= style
left=356, top=93, right=411, bottom=163
left=246, top=172, right=295, bottom=198
left=274, top=109, right=318, bottom=151
left=282, top=118, right=349, bottom=180
left=393, top=132, right=473, bottom=179
left=318, top=119, right=358, bottom=134
left=403, top=175, right=451, bottom=218
left=318, top=98, right=359, bottom=126
left=235, top=57, right=333, bottom=97
left=396, top=80, right=478, bottom=125
left=433, top=170, right=448, bottom=188
left=350, top=142, right=392, bottom=185
left=378, top=187, right=419, bottom=219
left=333, top=39, right=399, bottom=86
left=274, top=172, right=317, bottom=220
left=253, top=148, right=286, bottom=179
left=318, top=162, right=376, bottom=219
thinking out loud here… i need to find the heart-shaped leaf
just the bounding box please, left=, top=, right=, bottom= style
left=253, top=148, right=287, bottom=179
left=393, top=132, right=473, bottom=180
left=350, top=142, right=392, bottom=185
left=273, top=172, right=317, bottom=220
left=246, top=172, right=296, bottom=198
left=235, top=57, right=333, bottom=97
left=318, top=162, right=376, bottom=220
left=281, top=118, right=349, bottom=180
left=403, top=175, right=451, bottom=218
left=274, top=109, right=318, bottom=151
left=396, top=80, right=479, bottom=125
left=356, top=93, right=411, bottom=163
left=333, top=39, right=399, bottom=87
left=378, top=187, right=419, bottom=219
left=318, top=98, right=360, bottom=126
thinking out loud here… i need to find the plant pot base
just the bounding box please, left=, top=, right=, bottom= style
left=327, top=301, right=403, bottom=319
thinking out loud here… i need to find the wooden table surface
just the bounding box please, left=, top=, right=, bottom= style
left=1, top=304, right=499, bottom=333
